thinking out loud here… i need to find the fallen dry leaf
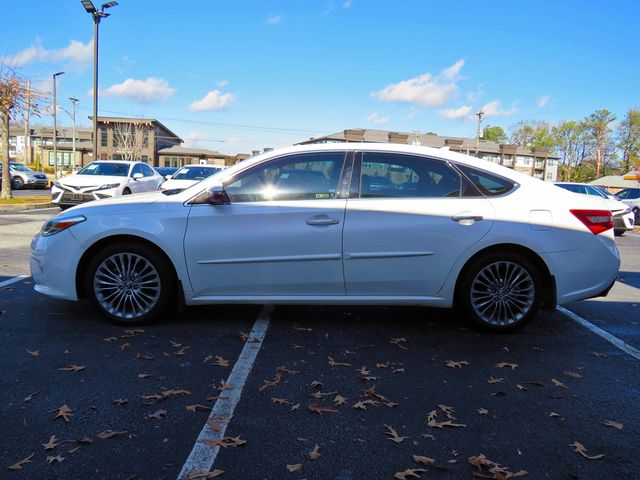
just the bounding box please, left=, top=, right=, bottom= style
left=259, top=373, right=282, bottom=392
left=271, top=397, right=291, bottom=405
left=146, top=409, right=168, bottom=420
left=291, top=403, right=300, bottom=411
left=394, top=468, right=426, bottom=479
left=591, top=352, right=607, bottom=358
left=548, top=412, right=560, bottom=418
left=57, top=364, right=86, bottom=373
left=67, top=446, right=81, bottom=454
left=353, top=399, right=379, bottom=410
left=26, top=349, right=40, bottom=356
left=308, top=402, right=338, bottom=414
left=97, top=430, right=127, bottom=439
left=187, top=470, right=225, bottom=479
left=328, top=356, right=351, bottom=367
left=551, top=378, right=568, bottom=389
left=137, top=373, right=153, bottom=379
left=488, top=376, right=504, bottom=384
left=119, top=342, right=131, bottom=351
left=136, top=353, right=154, bottom=360
left=563, top=370, right=583, bottom=379
left=309, top=444, right=320, bottom=460
left=104, top=336, right=118, bottom=342
left=276, top=366, right=300, bottom=375
left=516, top=384, right=527, bottom=391
left=467, top=453, right=528, bottom=478
left=214, top=356, right=230, bottom=367
left=495, top=362, right=518, bottom=370
left=112, top=398, right=128, bottom=407
left=333, top=395, right=348, bottom=406
left=42, top=435, right=60, bottom=451
left=446, top=360, right=469, bottom=368
left=390, top=337, right=409, bottom=350
left=24, top=392, right=36, bottom=402
left=603, top=420, right=623, bottom=430
left=477, top=408, right=489, bottom=415
left=385, top=424, right=409, bottom=443
left=46, top=454, right=65, bottom=464
left=570, top=441, right=605, bottom=460
left=426, top=409, right=466, bottom=429
left=286, top=463, right=303, bottom=472
left=51, top=404, right=73, bottom=422
left=186, top=404, right=209, bottom=413
left=413, top=455, right=435, bottom=466
left=239, top=331, right=249, bottom=341
left=8, top=452, right=35, bottom=470
left=296, top=437, right=309, bottom=442
left=309, top=380, right=324, bottom=388
left=392, top=367, right=405, bottom=374
left=202, top=436, right=246, bottom=448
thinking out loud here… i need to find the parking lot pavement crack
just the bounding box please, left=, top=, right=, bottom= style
left=176, top=305, right=272, bottom=480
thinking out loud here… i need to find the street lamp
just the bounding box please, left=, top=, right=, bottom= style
left=52, top=71, right=65, bottom=179
left=61, top=97, right=79, bottom=171
left=81, top=0, right=118, bottom=161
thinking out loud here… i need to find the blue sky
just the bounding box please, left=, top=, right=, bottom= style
left=2, top=0, right=639, bottom=154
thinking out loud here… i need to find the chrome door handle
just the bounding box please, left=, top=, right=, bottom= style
left=451, top=215, right=483, bottom=222
left=306, top=217, right=340, bottom=226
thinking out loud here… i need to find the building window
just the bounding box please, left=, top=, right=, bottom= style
left=100, top=128, right=108, bottom=147
left=546, top=172, right=553, bottom=180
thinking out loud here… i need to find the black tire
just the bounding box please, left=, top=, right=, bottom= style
left=59, top=204, right=71, bottom=210
left=122, top=188, right=132, bottom=195
left=84, top=242, right=174, bottom=325
left=12, top=177, right=24, bottom=190
left=458, top=251, right=542, bottom=332
left=614, top=229, right=625, bottom=237
left=633, top=208, right=639, bottom=224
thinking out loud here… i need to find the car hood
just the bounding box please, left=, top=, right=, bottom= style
left=63, top=190, right=172, bottom=216
left=58, top=174, right=128, bottom=187
left=161, top=178, right=199, bottom=190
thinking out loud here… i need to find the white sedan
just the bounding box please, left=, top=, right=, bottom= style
left=160, top=164, right=223, bottom=191
left=51, top=160, right=164, bottom=209
left=31, top=144, right=620, bottom=331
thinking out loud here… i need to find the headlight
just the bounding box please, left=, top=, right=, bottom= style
left=54, top=181, right=63, bottom=188
left=625, top=207, right=632, bottom=214
left=97, top=183, right=121, bottom=190
left=41, top=215, right=86, bottom=237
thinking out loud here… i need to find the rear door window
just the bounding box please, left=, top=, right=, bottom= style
left=457, top=165, right=516, bottom=197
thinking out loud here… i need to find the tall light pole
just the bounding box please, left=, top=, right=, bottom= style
left=52, top=71, right=65, bottom=179
left=81, top=0, right=118, bottom=161
left=475, top=110, right=484, bottom=155
left=61, top=97, right=79, bottom=171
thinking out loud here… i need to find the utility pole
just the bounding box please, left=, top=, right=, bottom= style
left=52, top=71, right=64, bottom=178
left=475, top=110, right=484, bottom=154
left=68, top=97, right=79, bottom=170
left=23, top=80, right=31, bottom=165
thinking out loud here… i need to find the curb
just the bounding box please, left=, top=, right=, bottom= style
left=0, top=202, right=55, bottom=212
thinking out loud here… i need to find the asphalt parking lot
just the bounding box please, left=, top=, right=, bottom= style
left=0, top=209, right=638, bottom=479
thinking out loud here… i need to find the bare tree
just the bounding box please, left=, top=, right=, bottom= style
left=1, top=64, right=43, bottom=199
left=111, top=120, right=151, bottom=161
left=585, top=109, right=616, bottom=178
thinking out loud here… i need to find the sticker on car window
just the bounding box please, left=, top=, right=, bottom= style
left=315, top=193, right=330, bottom=199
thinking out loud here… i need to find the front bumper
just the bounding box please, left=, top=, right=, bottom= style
left=52, top=186, right=120, bottom=205
left=613, top=211, right=635, bottom=231
left=31, top=229, right=82, bottom=301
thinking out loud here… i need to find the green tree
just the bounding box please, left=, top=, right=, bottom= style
left=584, top=109, right=616, bottom=178
left=481, top=125, right=507, bottom=143
left=553, top=120, right=590, bottom=181
left=616, top=108, right=640, bottom=173
left=509, top=121, right=555, bottom=149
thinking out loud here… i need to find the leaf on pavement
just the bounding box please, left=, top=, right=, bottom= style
left=353, top=399, right=379, bottom=410
left=563, top=370, right=583, bottom=379
left=137, top=373, right=153, bottom=379
left=426, top=409, right=465, bottom=429
left=309, top=380, right=324, bottom=389
left=516, top=384, right=527, bottom=391
left=548, top=412, right=560, bottom=418
left=8, top=452, right=35, bottom=470
left=333, top=395, right=348, bottom=406
left=488, top=376, right=504, bottom=384
left=286, top=463, right=303, bottom=472
left=467, top=454, right=528, bottom=478
left=42, top=435, right=60, bottom=451
left=271, top=397, right=291, bottom=405
left=146, top=409, right=168, bottom=420
left=259, top=373, right=282, bottom=392
left=477, top=408, right=489, bottom=415
left=104, top=336, right=118, bottom=342
left=112, top=398, right=128, bottom=407
left=446, top=360, right=469, bottom=368
left=186, top=404, right=210, bottom=412
left=187, top=470, right=225, bottom=479
left=308, top=402, right=338, bottom=414
left=57, top=364, right=86, bottom=373
left=214, top=356, right=230, bottom=367
left=390, top=338, right=409, bottom=350
left=309, top=444, right=320, bottom=460
left=136, top=353, right=154, bottom=360
left=50, top=404, right=73, bottom=422
left=276, top=366, right=301, bottom=375
left=394, top=468, right=426, bottom=479
left=24, top=392, right=36, bottom=402
left=392, top=367, right=405, bottom=374
left=551, top=378, right=568, bottom=389
left=603, top=420, right=624, bottom=430
left=97, top=430, right=127, bottom=439
left=46, top=454, right=65, bottom=464
left=328, top=356, right=351, bottom=367
left=385, top=424, right=409, bottom=443
left=26, top=349, right=40, bottom=356
left=119, top=342, right=131, bottom=351
left=570, top=441, right=605, bottom=460
left=413, top=455, right=435, bottom=466
left=202, top=436, right=246, bottom=448
left=495, top=362, right=518, bottom=370
left=291, top=403, right=300, bottom=411
left=239, top=331, right=249, bottom=341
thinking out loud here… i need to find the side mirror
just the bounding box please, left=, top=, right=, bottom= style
left=165, top=174, right=172, bottom=180
left=132, top=172, right=144, bottom=180
left=207, top=185, right=231, bottom=205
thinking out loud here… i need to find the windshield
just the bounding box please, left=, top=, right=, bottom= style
left=172, top=166, right=221, bottom=180
left=77, top=162, right=130, bottom=177
left=10, top=164, right=32, bottom=172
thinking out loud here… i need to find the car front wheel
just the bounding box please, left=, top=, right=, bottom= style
left=459, top=252, right=542, bottom=332
left=85, top=242, right=174, bottom=324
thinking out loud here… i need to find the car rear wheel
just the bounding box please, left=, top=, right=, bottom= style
left=459, top=252, right=542, bottom=332
left=85, top=242, right=174, bottom=324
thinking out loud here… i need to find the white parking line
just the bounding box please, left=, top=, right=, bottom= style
left=557, top=306, right=640, bottom=361
left=0, top=275, right=29, bottom=289
left=177, top=305, right=272, bottom=480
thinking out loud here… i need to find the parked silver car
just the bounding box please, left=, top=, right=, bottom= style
left=0, top=162, right=49, bottom=190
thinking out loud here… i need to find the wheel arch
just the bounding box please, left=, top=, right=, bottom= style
left=75, top=234, right=182, bottom=302
left=453, top=243, right=556, bottom=310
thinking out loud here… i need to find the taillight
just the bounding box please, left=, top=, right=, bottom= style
left=570, top=209, right=613, bottom=235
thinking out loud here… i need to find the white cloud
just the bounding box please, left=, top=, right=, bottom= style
left=121, top=55, right=135, bottom=64
left=2, top=39, right=93, bottom=66
left=266, top=14, right=283, bottom=25
left=217, top=80, right=229, bottom=88
left=227, top=137, right=242, bottom=145
left=536, top=95, right=550, bottom=108
left=482, top=100, right=516, bottom=117
left=367, top=112, right=389, bottom=125
left=102, top=77, right=176, bottom=104
left=371, top=59, right=465, bottom=107
left=438, top=105, right=473, bottom=120
left=184, top=131, right=207, bottom=146
left=189, top=90, right=235, bottom=112
left=343, top=0, right=353, bottom=7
